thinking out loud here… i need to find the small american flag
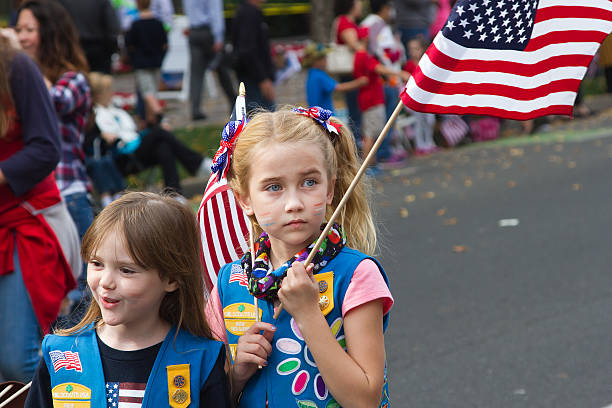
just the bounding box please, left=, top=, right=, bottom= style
left=198, top=174, right=250, bottom=292
left=401, top=0, right=612, bottom=120
left=228, top=263, right=249, bottom=287
left=106, top=382, right=146, bottom=408
left=49, top=350, right=82, bottom=373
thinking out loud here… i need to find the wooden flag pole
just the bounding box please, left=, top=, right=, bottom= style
left=273, top=100, right=405, bottom=319
left=0, top=382, right=31, bottom=408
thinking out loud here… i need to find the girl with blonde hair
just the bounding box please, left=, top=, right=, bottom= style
left=26, top=192, right=231, bottom=407
left=206, top=106, right=394, bottom=407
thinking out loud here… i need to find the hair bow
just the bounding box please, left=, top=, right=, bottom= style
left=211, top=119, right=245, bottom=180
left=292, top=106, right=342, bottom=135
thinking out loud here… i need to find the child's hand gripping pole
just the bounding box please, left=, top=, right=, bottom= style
left=272, top=100, right=405, bottom=319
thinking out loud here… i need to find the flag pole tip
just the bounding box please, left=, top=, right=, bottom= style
left=239, top=82, right=246, bottom=97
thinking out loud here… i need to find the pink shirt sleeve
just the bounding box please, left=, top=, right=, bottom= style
left=342, top=259, right=394, bottom=317
left=205, top=285, right=228, bottom=343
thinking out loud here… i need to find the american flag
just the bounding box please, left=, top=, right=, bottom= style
left=401, top=0, right=612, bottom=120
left=106, top=382, right=145, bottom=408
left=228, top=263, right=249, bottom=287
left=198, top=174, right=250, bottom=292
left=49, top=350, right=82, bottom=373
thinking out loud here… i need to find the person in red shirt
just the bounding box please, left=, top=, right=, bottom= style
left=353, top=26, right=409, bottom=162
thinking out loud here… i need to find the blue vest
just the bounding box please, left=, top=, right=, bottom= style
left=42, top=324, right=223, bottom=408
left=217, top=247, right=390, bottom=408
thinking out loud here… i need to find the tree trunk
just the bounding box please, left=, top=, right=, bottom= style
left=310, top=0, right=335, bottom=44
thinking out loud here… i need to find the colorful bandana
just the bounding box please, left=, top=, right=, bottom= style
left=242, top=223, right=346, bottom=301
left=293, top=106, right=342, bottom=136
left=211, top=119, right=245, bottom=180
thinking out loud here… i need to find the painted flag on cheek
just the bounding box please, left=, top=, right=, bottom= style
left=400, top=0, right=612, bottom=120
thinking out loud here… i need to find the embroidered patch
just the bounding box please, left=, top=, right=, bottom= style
left=228, top=264, right=249, bottom=287
left=167, top=364, right=191, bottom=408
left=314, top=271, right=334, bottom=316
left=296, top=399, right=319, bottom=408
left=228, top=344, right=238, bottom=361
left=223, top=303, right=260, bottom=336
left=292, top=370, right=310, bottom=395
left=52, top=382, right=91, bottom=407
left=314, top=374, right=328, bottom=400
left=276, top=357, right=301, bottom=375
left=276, top=338, right=302, bottom=355
left=49, top=350, right=82, bottom=372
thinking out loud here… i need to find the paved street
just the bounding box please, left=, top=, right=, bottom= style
left=378, top=126, right=612, bottom=408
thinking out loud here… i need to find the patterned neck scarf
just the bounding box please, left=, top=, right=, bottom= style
left=242, top=223, right=346, bottom=301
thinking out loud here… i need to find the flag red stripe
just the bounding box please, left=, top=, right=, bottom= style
left=412, top=67, right=582, bottom=99
left=202, top=201, right=221, bottom=285
left=211, top=196, right=233, bottom=269
left=198, top=223, right=213, bottom=291
left=400, top=90, right=573, bottom=120
left=534, top=6, right=612, bottom=23
left=525, top=30, right=608, bottom=51
left=220, top=191, right=242, bottom=256
left=426, top=46, right=594, bottom=76
left=118, top=396, right=143, bottom=403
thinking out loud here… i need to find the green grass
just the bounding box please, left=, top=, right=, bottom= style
left=582, top=76, right=607, bottom=97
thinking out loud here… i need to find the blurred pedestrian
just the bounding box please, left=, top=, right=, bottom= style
left=17, top=0, right=94, bottom=314
left=58, top=0, right=121, bottom=74
left=125, top=0, right=168, bottom=126
left=151, top=0, right=175, bottom=31
left=333, top=0, right=364, bottom=137
left=182, top=0, right=225, bottom=120
left=395, top=0, right=434, bottom=44
left=233, top=0, right=275, bottom=112
left=0, top=34, right=80, bottom=383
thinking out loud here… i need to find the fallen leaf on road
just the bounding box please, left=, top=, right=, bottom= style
left=423, top=191, right=436, bottom=199
left=572, top=183, right=581, bottom=191
left=452, top=245, right=468, bottom=253
left=554, top=144, right=564, bottom=152
left=534, top=145, right=542, bottom=152
left=507, top=180, right=517, bottom=188
left=401, top=177, right=411, bottom=186
left=376, top=184, right=384, bottom=193
left=437, top=208, right=446, bottom=216
left=399, top=208, right=409, bottom=218
left=548, top=155, right=563, bottom=163
left=464, top=179, right=473, bottom=187
left=391, top=169, right=401, bottom=177
left=380, top=201, right=389, bottom=207
left=502, top=162, right=512, bottom=169
left=404, top=194, right=416, bottom=203
left=412, top=177, right=422, bottom=185
left=595, top=140, right=603, bottom=147
left=568, top=161, right=576, bottom=168
left=509, top=148, right=524, bottom=157
left=444, top=218, right=458, bottom=225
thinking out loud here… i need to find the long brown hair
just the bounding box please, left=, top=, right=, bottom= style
left=58, top=192, right=214, bottom=340
left=0, top=36, right=16, bottom=137
left=18, top=0, right=89, bottom=83
left=228, top=107, right=377, bottom=255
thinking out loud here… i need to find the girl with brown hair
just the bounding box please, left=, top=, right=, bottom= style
left=25, top=192, right=231, bottom=407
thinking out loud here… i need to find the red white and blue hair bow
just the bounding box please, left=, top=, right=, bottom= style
left=211, top=119, right=246, bottom=180
left=292, top=106, right=342, bottom=135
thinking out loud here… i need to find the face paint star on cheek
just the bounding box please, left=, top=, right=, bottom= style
left=258, top=211, right=275, bottom=227
left=312, top=201, right=325, bottom=217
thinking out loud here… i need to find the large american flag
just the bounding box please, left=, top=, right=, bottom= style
left=197, top=174, right=250, bottom=292
left=105, top=382, right=145, bottom=408
left=49, top=350, right=82, bottom=372
left=401, top=0, right=612, bottom=120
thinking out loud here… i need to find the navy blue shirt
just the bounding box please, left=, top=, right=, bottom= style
left=125, top=17, right=168, bottom=69
left=0, top=52, right=60, bottom=197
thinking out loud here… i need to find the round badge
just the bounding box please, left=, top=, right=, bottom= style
left=173, top=375, right=186, bottom=388
left=319, top=295, right=329, bottom=310
left=172, top=389, right=188, bottom=404
left=318, top=280, right=328, bottom=293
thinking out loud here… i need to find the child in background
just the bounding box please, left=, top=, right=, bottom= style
left=206, top=107, right=394, bottom=407
left=303, top=42, right=367, bottom=114
left=26, top=192, right=231, bottom=408
left=125, top=0, right=167, bottom=126
left=403, top=36, right=438, bottom=154
left=354, top=26, right=410, bottom=162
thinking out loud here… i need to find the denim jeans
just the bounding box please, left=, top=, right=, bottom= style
left=377, top=85, right=398, bottom=162
left=64, top=192, right=94, bottom=315
left=241, top=77, right=275, bottom=113
left=0, top=244, right=42, bottom=382
left=339, top=75, right=361, bottom=139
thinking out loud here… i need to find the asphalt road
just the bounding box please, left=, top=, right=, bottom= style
left=377, top=131, right=612, bottom=408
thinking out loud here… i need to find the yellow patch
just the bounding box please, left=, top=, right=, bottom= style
left=51, top=383, right=91, bottom=407
left=167, top=364, right=191, bottom=408
left=228, top=344, right=238, bottom=361
left=315, top=271, right=334, bottom=316
left=223, top=303, right=261, bottom=335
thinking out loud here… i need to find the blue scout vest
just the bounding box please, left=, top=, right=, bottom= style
left=42, top=324, right=223, bottom=408
left=217, top=246, right=391, bottom=408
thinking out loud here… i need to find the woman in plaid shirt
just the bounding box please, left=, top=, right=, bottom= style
left=16, top=0, right=94, bottom=313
